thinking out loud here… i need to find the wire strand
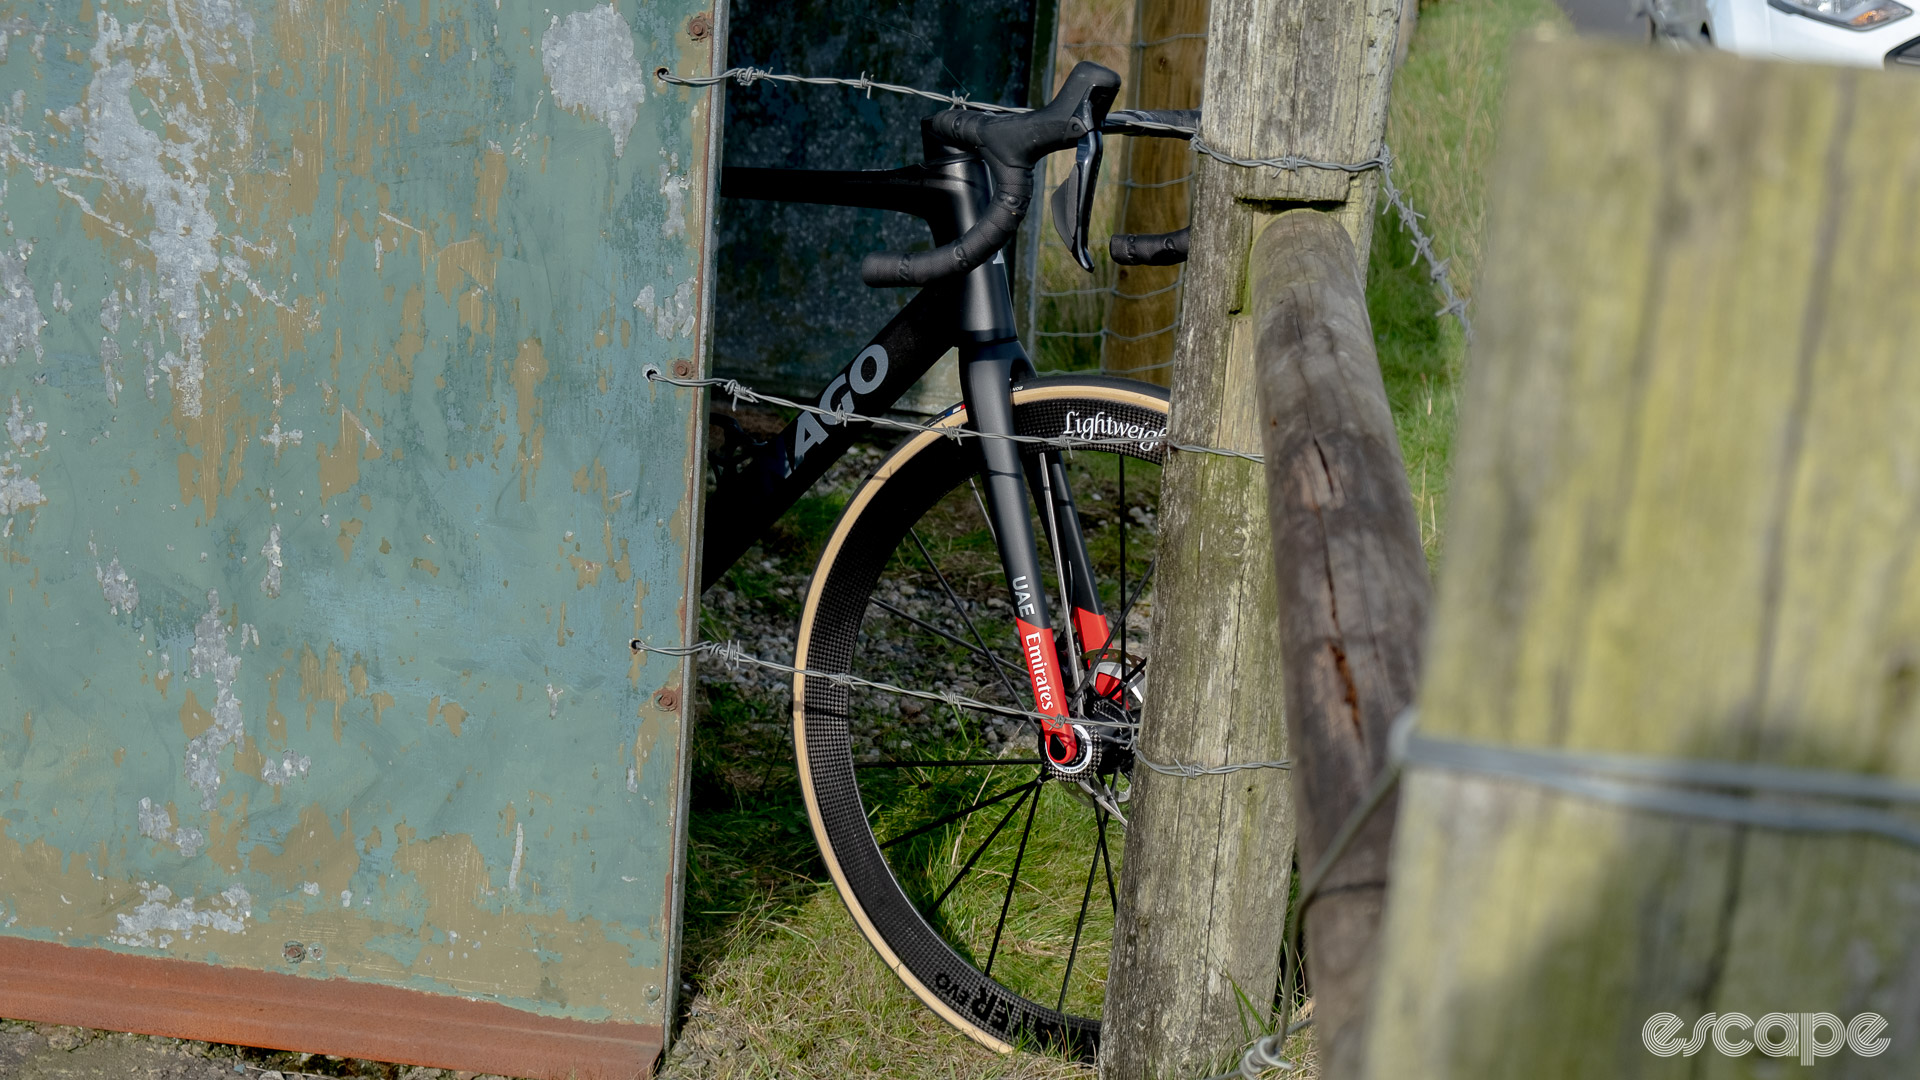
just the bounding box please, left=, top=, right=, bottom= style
left=644, top=367, right=1265, bottom=462
left=654, top=65, right=1473, bottom=340
left=1059, top=31, right=1210, bottom=50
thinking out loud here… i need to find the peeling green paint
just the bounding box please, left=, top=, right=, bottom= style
left=0, top=0, right=715, bottom=1030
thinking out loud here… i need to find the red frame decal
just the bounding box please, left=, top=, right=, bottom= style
left=1016, top=617, right=1077, bottom=764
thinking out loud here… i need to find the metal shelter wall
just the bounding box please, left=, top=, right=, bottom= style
left=0, top=2, right=719, bottom=1076
left=711, top=0, right=1052, bottom=400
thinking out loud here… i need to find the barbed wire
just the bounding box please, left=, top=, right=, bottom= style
left=1122, top=173, right=1195, bottom=189
left=1033, top=319, right=1182, bottom=343
left=657, top=67, right=1024, bottom=113
left=635, top=638, right=1296, bottom=780
left=1137, top=755, right=1292, bottom=778
left=1038, top=276, right=1185, bottom=301
left=1377, top=160, right=1474, bottom=340
left=633, top=638, right=1137, bottom=732
left=643, top=367, right=1266, bottom=462
left=657, top=64, right=1473, bottom=343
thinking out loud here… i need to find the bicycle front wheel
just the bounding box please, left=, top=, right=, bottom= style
left=793, top=376, right=1168, bottom=1059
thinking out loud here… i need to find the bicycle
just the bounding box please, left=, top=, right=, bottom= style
left=691, top=61, right=1194, bottom=1059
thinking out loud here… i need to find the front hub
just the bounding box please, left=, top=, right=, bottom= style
left=1041, top=720, right=1099, bottom=777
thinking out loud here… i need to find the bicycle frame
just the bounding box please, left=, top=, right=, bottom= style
left=701, top=138, right=1121, bottom=767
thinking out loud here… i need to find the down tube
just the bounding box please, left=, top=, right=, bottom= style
left=700, top=283, right=961, bottom=590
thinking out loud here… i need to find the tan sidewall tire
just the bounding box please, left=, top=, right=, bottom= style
left=790, top=380, right=1168, bottom=1055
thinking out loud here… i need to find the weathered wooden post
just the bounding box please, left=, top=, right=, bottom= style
left=1101, top=0, right=1406, bottom=1075
left=1100, top=0, right=1207, bottom=384
left=1363, top=39, right=1920, bottom=1079
left=1252, top=210, right=1428, bottom=1077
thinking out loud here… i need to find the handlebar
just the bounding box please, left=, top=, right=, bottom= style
left=1110, top=227, right=1190, bottom=266
left=859, top=62, right=1121, bottom=289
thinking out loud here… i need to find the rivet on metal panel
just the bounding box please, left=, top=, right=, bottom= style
left=654, top=687, right=680, bottom=711
left=686, top=14, right=711, bottom=40
left=671, top=359, right=694, bottom=378
left=283, top=941, right=306, bottom=964
left=645, top=984, right=662, bottom=1002
left=306, top=943, right=326, bottom=961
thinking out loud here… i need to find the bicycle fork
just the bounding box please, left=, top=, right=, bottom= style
left=961, top=345, right=1114, bottom=775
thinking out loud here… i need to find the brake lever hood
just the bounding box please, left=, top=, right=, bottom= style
left=1049, top=110, right=1104, bottom=273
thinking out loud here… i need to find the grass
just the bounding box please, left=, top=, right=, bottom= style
left=1371, top=0, right=1569, bottom=561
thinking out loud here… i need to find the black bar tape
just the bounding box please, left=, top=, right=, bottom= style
left=1109, top=227, right=1189, bottom=266
left=861, top=61, right=1120, bottom=288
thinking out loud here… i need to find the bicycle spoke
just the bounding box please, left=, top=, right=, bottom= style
left=880, top=778, right=1038, bottom=851
left=1098, top=804, right=1119, bottom=915
left=1116, top=557, right=1158, bottom=687
left=927, top=777, right=1040, bottom=918
left=1119, top=454, right=1127, bottom=667
left=858, top=757, right=1044, bottom=769
left=1117, top=556, right=1156, bottom=639
left=1057, top=805, right=1107, bottom=1012
left=969, top=477, right=998, bottom=547
left=1035, top=455, right=1084, bottom=689
left=868, top=595, right=1025, bottom=682
left=984, top=776, right=1044, bottom=979
left=908, top=528, right=1027, bottom=707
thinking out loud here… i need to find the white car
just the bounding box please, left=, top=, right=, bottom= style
left=1644, top=0, right=1920, bottom=68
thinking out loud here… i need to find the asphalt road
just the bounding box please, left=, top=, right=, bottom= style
left=1557, top=0, right=1652, bottom=37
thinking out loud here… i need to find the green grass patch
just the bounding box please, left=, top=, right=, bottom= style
left=1370, top=0, right=1568, bottom=560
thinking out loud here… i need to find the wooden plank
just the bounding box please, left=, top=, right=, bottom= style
left=1251, top=209, right=1428, bottom=1077
left=0, top=936, right=662, bottom=1080
left=1362, top=39, right=1920, bottom=1079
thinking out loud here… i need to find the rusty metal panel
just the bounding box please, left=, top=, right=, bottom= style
left=712, top=0, right=1050, bottom=398
left=0, top=0, right=716, bottom=1062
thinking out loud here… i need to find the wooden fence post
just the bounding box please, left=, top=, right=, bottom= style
left=1251, top=210, right=1428, bottom=1077
left=1100, top=0, right=1208, bottom=384
left=1362, top=39, right=1920, bottom=1079
left=1100, top=0, right=1406, bottom=1076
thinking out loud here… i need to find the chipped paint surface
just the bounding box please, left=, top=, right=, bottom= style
left=0, top=243, right=44, bottom=365
left=0, top=0, right=716, bottom=1032
left=110, top=882, right=254, bottom=948
left=540, top=5, right=650, bottom=159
